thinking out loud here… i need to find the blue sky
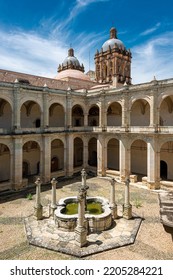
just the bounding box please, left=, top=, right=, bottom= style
left=0, top=0, right=173, bottom=84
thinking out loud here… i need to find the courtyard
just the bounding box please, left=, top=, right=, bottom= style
left=0, top=176, right=173, bottom=260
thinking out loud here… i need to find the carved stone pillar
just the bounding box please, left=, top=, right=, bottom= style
left=51, top=178, right=57, bottom=217
left=34, top=178, right=43, bottom=220
left=123, top=178, right=132, bottom=219
left=75, top=189, right=88, bottom=247
left=110, top=178, right=118, bottom=219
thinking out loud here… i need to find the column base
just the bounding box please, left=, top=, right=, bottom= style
left=123, top=204, right=132, bottom=220
left=75, top=226, right=88, bottom=247
left=147, top=181, right=160, bottom=190
left=34, top=205, right=43, bottom=220
left=110, top=205, right=118, bottom=219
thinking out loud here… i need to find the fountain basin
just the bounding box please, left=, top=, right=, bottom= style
left=55, top=196, right=112, bottom=232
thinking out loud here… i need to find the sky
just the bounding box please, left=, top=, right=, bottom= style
left=0, top=0, right=173, bottom=84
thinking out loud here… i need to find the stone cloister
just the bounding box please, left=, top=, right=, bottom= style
left=1, top=78, right=173, bottom=191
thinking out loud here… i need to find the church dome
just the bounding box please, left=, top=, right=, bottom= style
left=62, top=48, right=80, bottom=67
left=102, top=27, right=125, bottom=52
left=57, top=48, right=84, bottom=73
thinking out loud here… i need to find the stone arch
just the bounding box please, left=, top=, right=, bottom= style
left=21, top=100, right=41, bottom=128
left=51, top=139, right=64, bottom=172
left=22, top=141, right=40, bottom=179
left=107, top=138, right=119, bottom=170
left=159, top=95, right=173, bottom=126
left=49, top=103, right=65, bottom=127
left=0, top=98, right=12, bottom=130
left=160, top=141, right=173, bottom=180
left=74, top=137, right=83, bottom=167
left=72, top=104, right=84, bottom=127
left=88, top=105, right=99, bottom=126
left=131, top=139, right=147, bottom=180
left=0, top=143, right=10, bottom=182
left=130, top=99, right=150, bottom=126
left=88, top=137, right=97, bottom=166
left=107, top=102, right=122, bottom=126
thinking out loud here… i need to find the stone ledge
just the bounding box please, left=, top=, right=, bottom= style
left=24, top=214, right=142, bottom=257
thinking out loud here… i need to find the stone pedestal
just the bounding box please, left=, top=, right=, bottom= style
left=34, top=178, right=43, bottom=220
left=123, top=178, right=132, bottom=220
left=75, top=226, right=88, bottom=247
left=123, top=204, right=132, bottom=220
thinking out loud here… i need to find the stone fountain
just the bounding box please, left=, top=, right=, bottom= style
left=24, top=170, right=142, bottom=257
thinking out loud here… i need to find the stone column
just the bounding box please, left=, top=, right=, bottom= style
left=43, top=90, right=49, bottom=128
left=123, top=178, right=132, bottom=219
left=147, top=140, right=160, bottom=189
left=13, top=84, right=21, bottom=131
left=97, top=135, right=106, bottom=176
left=66, top=93, right=72, bottom=129
left=34, top=178, right=43, bottom=220
left=99, top=93, right=106, bottom=128
left=83, top=137, right=88, bottom=168
left=81, top=168, right=89, bottom=211
left=66, top=134, right=74, bottom=177
left=75, top=188, right=88, bottom=247
left=50, top=178, right=57, bottom=217
left=12, top=136, right=23, bottom=190
left=109, top=178, right=118, bottom=219
left=120, top=139, right=130, bottom=182
left=84, top=112, right=88, bottom=127
left=42, top=135, right=51, bottom=183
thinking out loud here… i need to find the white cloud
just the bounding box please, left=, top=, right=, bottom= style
left=131, top=31, right=173, bottom=84
left=140, top=22, right=161, bottom=36
left=0, top=29, right=67, bottom=77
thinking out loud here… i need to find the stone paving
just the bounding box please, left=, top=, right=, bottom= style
left=0, top=176, right=173, bottom=260
left=25, top=209, right=142, bottom=257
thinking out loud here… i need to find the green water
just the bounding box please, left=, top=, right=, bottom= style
left=62, top=201, right=103, bottom=215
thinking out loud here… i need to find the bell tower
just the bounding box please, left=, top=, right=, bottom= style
left=94, top=27, right=132, bottom=87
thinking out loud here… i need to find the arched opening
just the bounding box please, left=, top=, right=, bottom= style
left=35, top=119, right=41, bottom=128
left=0, top=98, right=12, bottom=130
left=88, top=137, right=97, bottom=166
left=160, top=160, right=167, bottom=180
left=51, top=157, right=59, bottom=173
left=23, top=161, right=30, bottom=177
left=160, top=141, right=173, bottom=180
left=0, top=143, right=10, bottom=182
left=88, top=105, right=99, bottom=126
left=107, top=138, right=119, bottom=170
left=131, top=99, right=150, bottom=126
left=21, top=101, right=41, bottom=128
left=51, top=139, right=64, bottom=172
left=49, top=103, right=65, bottom=127
left=74, top=137, right=83, bottom=167
left=131, top=139, right=147, bottom=180
left=23, top=141, right=40, bottom=180
left=72, top=105, right=84, bottom=127
left=107, top=102, right=122, bottom=126
left=160, top=96, right=173, bottom=126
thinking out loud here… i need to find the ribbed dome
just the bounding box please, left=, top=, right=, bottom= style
left=102, top=27, right=125, bottom=52
left=102, top=38, right=124, bottom=52
left=62, top=56, right=80, bottom=67
left=58, top=48, right=84, bottom=73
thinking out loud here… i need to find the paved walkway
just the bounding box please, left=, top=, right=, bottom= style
left=0, top=176, right=173, bottom=260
